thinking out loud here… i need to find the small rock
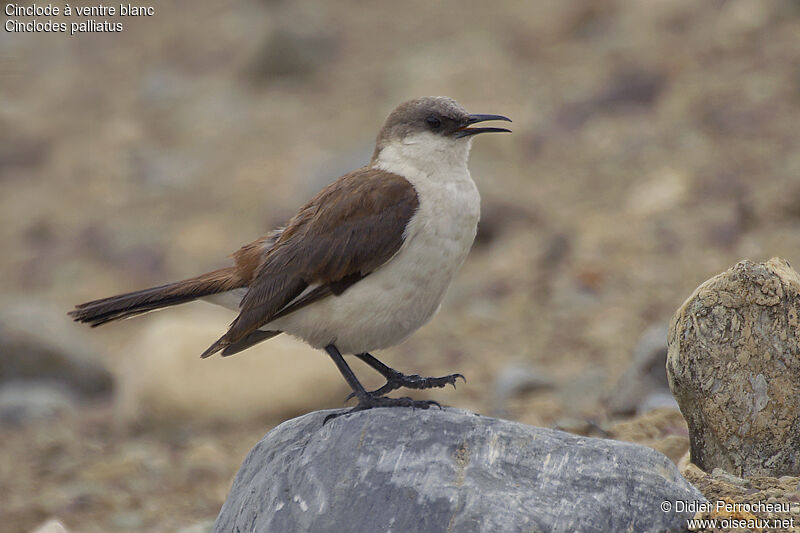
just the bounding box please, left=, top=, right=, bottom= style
left=0, top=381, right=77, bottom=425
left=712, top=467, right=747, bottom=486
left=491, top=362, right=554, bottom=416
left=607, top=323, right=671, bottom=416
left=29, top=519, right=70, bottom=533
left=638, top=391, right=679, bottom=414
left=553, top=416, right=596, bottom=436
left=176, top=521, right=214, bottom=533
left=667, top=258, right=800, bottom=477
left=110, top=511, right=144, bottom=530
left=214, top=408, right=705, bottom=533
left=0, top=299, right=113, bottom=397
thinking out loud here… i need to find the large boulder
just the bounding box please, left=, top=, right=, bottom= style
left=667, top=258, right=800, bottom=477
left=214, top=408, right=704, bottom=533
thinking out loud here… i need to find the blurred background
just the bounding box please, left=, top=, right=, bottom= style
left=2, top=0, right=800, bottom=531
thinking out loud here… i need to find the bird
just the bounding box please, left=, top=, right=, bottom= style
left=69, top=96, right=511, bottom=417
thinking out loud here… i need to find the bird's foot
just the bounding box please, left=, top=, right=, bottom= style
left=324, top=395, right=442, bottom=424
left=345, top=371, right=465, bottom=402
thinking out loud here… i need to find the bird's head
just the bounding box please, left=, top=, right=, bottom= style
left=372, top=96, right=511, bottom=172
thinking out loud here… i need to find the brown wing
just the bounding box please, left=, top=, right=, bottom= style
left=200, top=167, right=419, bottom=358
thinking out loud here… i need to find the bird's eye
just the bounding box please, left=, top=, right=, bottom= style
left=425, top=115, right=441, bottom=129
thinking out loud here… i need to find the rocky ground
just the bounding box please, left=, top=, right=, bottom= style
left=2, top=0, right=800, bottom=531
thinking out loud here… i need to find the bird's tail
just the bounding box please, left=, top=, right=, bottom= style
left=69, top=267, right=243, bottom=327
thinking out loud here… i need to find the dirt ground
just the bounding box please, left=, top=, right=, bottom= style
left=3, top=0, right=800, bottom=531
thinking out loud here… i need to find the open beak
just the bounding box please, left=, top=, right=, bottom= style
left=455, top=114, right=512, bottom=138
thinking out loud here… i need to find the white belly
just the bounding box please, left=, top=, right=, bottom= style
left=268, top=173, right=480, bottom=353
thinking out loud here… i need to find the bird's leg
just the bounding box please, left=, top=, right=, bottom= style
left=323, top=344, right=440, bottom=423
left=350, top=351, right=465, bottom=398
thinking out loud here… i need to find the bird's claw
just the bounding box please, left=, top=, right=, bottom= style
left=324, top=396, right=442, bottom=424
left=344, top=371, right=466, bottom=403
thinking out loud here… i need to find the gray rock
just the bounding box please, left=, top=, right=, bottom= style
left=638, top=391, right=680, bottom=415
left=214, top=408, right=705, bottom=533
left=491, top=362, right=554, bottom=416
left=29, top=518, right=70, bottom=533
left=607, top=323, right=671, bottom=416
left=552, top=416, right=609, bottom=437
left=667, top=258, right=800, bottom=477
left=176, top=520, right=214, bottom=533
left=0, top=381, right=77, bottom=425
left=0, top=300, right=113, bottom=397
left=711, top=468, right=746, bottom=487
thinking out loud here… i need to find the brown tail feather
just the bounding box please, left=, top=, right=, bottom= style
left=69, top=267, right=244, bottom=327
left=221, top=329, right=281, bottom=356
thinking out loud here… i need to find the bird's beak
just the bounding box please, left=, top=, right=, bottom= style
left=454, top=114, right=512, bottom=138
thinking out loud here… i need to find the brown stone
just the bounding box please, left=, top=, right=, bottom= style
left=667, top=257, right=800, bottom=477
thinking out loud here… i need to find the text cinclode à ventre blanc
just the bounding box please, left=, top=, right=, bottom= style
left=5, top=3, right=154, bottom=35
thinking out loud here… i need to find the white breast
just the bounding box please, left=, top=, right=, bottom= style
left=264, top=133, right=481, bottom=354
